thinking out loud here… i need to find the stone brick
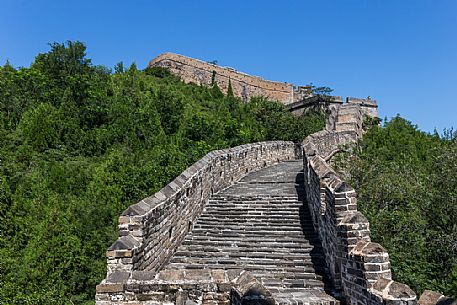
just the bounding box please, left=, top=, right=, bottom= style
left=157, top=269, right=185, bottom=282
left=96, top=283, right=125, bottom=293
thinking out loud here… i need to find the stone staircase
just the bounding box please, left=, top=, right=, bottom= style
left=164, top=160, right=338, bottom=305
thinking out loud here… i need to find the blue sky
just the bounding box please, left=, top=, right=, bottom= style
left=1, top=0, right=456, bottom=132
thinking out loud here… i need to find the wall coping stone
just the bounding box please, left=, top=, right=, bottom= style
left=96, top=269, right=276, bottom=305
left=418, top=290, right=456, bottom=305
left=371, top=278, right=416, bottom=301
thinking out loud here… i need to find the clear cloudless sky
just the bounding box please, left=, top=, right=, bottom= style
left=1, top=0, right=456, bottom=132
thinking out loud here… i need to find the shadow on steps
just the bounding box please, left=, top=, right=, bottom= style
left=295, top=170, right=337, bottom=297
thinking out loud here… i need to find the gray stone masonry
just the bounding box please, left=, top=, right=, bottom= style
left=148, top=53, right=378, bottom=117
left=165, top=161, right=338, bottom=305
left=97, top=142, right=303, bottom=305
left=418, top=290, right=456, bottom=305
left=96, top=269, right=274, bottom=305
left=106, top=141, right=300, bottom=277
left=346, top=97, right=378, bottom=118
left=302, top=104, right=416, bottom=305
left=97, top=96, right=417, bottom=305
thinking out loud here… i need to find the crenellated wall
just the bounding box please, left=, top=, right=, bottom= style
left=302, top=104, right=416, bottom=305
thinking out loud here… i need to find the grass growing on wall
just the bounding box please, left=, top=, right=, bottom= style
left=0, top=41, right=327, bottom=304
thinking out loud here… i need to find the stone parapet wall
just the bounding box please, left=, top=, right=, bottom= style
left=96, top=269, right=273, bottom=305
left=98, top=141, right=301, bottom=303
left=346, top=97, right=378, bottom=118
left=148, top=53, right=380, bottom=119
left=149, top=53, right=310, bottom=104
left=302, top=104, right=416, bottom=305
left=287, top=96, right=344, bottom=116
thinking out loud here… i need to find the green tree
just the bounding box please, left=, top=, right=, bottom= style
left=333, top=116, right=457, bottom=297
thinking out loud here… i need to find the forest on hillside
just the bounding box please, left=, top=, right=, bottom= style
left=333, top=117, right=457, bottom=298
left=0, top=41, right=455, bottom=304
left=0, top=42, right=327, bottom=304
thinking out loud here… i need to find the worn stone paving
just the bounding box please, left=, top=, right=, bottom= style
left=165, top=160, right=338, bottom=305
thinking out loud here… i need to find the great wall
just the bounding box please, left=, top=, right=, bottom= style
left=95, top=53, right=449, bottom=305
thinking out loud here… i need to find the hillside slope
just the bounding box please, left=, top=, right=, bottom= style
left=0, top=42, right=326, bottom=304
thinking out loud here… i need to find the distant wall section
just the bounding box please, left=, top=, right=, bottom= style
left=149, top=53, right=309, bottom=104
left=149, top=53, right=379, bottom=119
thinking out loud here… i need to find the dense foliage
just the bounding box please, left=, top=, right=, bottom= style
left=333, top=117, right=457, bottom=297
left=0, top=42, right=326, bottom=304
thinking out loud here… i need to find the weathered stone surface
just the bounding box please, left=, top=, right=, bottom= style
left=346, top=97, right=378, bottom=118
left=96, top=283, right=125, bottom=293
left=156, top=269, right=185, bottom=282
left=149, top=53, right=306, bottom=105
left=418, top=290, right=456, bottom=305
left=108, top=235, right=140, bottom=251
left=163, top=161, right=337, bottom=304
left=107, top=271, right=130, bottom=283
left=106, top=141, right=300, bottom=276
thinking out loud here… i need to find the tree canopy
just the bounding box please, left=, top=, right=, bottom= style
left=333, top=117, right=457, bottom=298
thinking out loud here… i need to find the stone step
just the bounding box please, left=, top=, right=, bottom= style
left=197, top=211, right=311, bottom=217
left=272, top=290, right=337, bottom=305
left=168, top=262, right=325, bottom=274
left=187, top=231, right=317, bottom=239
left=180, top=239, right=321, bottom=248
left=187, top=230, right=317, bottom=238
left=172, top=251, right=324, bottom=262
left=199, top=214, right=312, bottom=220
left=175, top=244, right=323, bottom=258
left=191, top=225, right=315, bottom=233
left=183, top=235, right=319, bottom=244
left=174, top=245, right=322, bottom=260
left=194, top=219, right=312, bottom=225
left=200, top=210, right=309, bottom=217
left=194, top=220, right=313, bottom=227
left=193, top=222, right=312, bottom=227
left=160, top=160, right=337, bottom=304
left=167, top=262, right=323, bottom=274
left=177, top=245, right=322, bottom=255
left=196, top=219, right=313, bottom=226
left=272, top=275, right=329, bottom=285
left=209, top=195, right=303, bottom=200
left=192, top=226, right=313, bottom=234
left=200, top=211, right=307, bottom=217
left=169, top=259, right=323, bottom=270
left=206, top=201, right=304, bottom=205
left=200, top=206, right=310, bottom=212
left=203, top=204, right=305, bottom=209
left=197, top=214, right=312, bottom=221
